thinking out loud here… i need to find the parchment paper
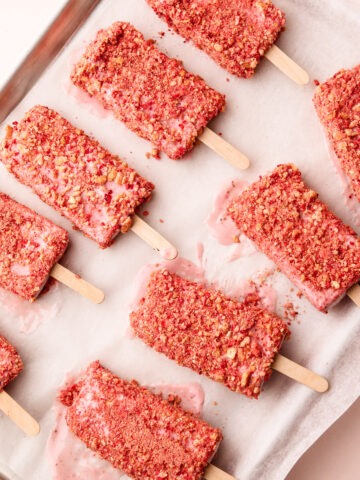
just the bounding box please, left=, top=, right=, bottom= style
left=0, top=1, right=359, bottom=479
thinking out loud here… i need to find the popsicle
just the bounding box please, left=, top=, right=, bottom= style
left=146, top=0, right=309, bottom=85
left=0, top=193, right=104, bottom=303
left=0, top=106, right=177, bottom=258
left=0, top=335, right=39, bottom=435
left=131, top=269, right=328, bottom=397
left=313, top=64, right=360, bottom=202
left=71, top=21, right=249, bottom=169
left=228, top=164, right=360, bottom=311
left=59, top=361, right=229, bottom=480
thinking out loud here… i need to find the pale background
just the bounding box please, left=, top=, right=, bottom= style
left=0, top=1, right=359, bottom=479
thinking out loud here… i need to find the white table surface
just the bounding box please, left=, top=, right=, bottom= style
left=0, top=2, right=359, bottom=479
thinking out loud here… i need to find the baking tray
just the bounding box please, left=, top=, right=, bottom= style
left=0, top=0, right=102, bottom=123
left=0, top=1, right=360, bottom=479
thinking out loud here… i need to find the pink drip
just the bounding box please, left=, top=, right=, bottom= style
left=226, top=239, right=257, bottom=263
left=207, top=179, right=248, bottom=245
left=196, top=242, right=205, bottom=268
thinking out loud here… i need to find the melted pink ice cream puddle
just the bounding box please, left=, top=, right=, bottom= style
left=207, top=178, right=257, bottom=260
left=47, top=378, right=205, bottom=479
left=0, top=283, right=61, bottom=334
left=207, top=179, right=247, bottom=245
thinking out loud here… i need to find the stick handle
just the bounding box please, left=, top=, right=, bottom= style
left=0, top=390, right=40, bottom=436
left=199, top=128, right=250, bottom=170
left=347, top=284, right=360, bottom=307
left=205, top=464, right=236, bottom=480
left=131, top=215, right=178, bottom=260
left=264, top=45, right=309, bottom=85
left=50, top=263, right=104, bottom=304
left=272, top=354, right=328, bottom=393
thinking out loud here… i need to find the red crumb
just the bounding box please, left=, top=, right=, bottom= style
left=71, top=22, right=225, bottom=159
left=313, top=79, right=320, bottom=86
left=167, top=394, right=182, bottom=405
left=60, top=361, right=222, bottom=480
left=282, top=302, right=298, bottom=325
left=0, top=335, right=23, bottom=391
left=142, top=210, right=150, bottom=217
left=147, top=0, right=285, bottom=78
left=131, top=270, right=289, bottom=399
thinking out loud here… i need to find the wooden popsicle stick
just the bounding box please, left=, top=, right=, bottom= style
left=347, top=284, right=360, bottom=307
left=0, top=390, right=40, bottom=436
left=199, top=128, right=250, bottom=170
left=272, top=354, right=329, bottom=393
left=131, top=215, right=178, bottom=260
left=265, top=45, right=309, bottom=85
left=50, top=263, right=104, bottom=304
left=205, top=464, right=236, bottom=480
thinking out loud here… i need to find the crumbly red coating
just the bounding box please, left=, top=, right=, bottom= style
left=130, top=270, right=289, bottom=399
left=0, top=106, right=154, bottom=248
left=71, top=22, right=225, bottom=159
left=0, top=193, right=69, bottom=302
left=146, top=0, right=285, bottom=79
left=60, top=361, right=222, bottom=480
left=228, top=164, right=360, bottom=312
left=313, top=64, right=360, bottom=201
left=0, top=335, right=23, bottom=391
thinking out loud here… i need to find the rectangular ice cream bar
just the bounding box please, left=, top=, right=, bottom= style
left=0, top=193, right=69, bottom=301
left=313, top=64, right=360, bottom=202
left=0, top=105, right=154, bottom=248
left=0, top=335, right=23, bottom=391
left=228, top=164, right=360, bottom=311
left=71, top=22, right=225, bottom=159
left=147, top=0, right=285, bottom=79
left=130, top=270, right=289, bottom=398
left=60, top=361, right=222, bottom=480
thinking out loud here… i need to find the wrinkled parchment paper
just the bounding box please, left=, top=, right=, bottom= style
left=0, top=1, right=359, bottom=479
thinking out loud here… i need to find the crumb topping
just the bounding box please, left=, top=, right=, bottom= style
left=147, top=0, right=285, bottom=78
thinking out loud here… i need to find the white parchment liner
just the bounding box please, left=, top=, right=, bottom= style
left=0, top=1, right=359, bottom=479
